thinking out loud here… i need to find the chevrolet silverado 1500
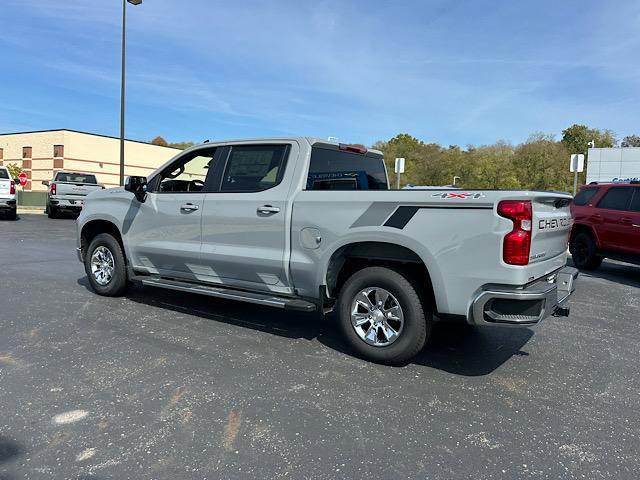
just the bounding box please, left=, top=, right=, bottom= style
left=76, top=138, right=578, bottom=363
left=43, top=171, right=104, bottom=218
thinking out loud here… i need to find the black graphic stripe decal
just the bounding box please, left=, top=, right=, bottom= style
left=383, top=204, right=494, bottom=229
left=383, top=206, right=420, bottom=229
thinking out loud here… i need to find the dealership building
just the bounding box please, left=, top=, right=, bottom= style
left=0, top=129, right=181, bottom=195
left=586, top=147, right=640, bottom=183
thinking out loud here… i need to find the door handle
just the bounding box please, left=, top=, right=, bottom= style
left=180, top=203, right=200, bottom=212
left=621, top=217, right=633, bottom=225
left=257, top=205, right=280, bottom=214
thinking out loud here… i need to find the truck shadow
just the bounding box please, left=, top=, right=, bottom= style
left=567, top=258, right=640, bottom=289
left=0, top=436, right=25, bottom=474
left=119, top=282, right=532, bottom=376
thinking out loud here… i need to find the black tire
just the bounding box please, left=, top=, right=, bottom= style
left=570, top=232, right=603, bottom=270
left=8, top=208, right=17, bottom=220
left=47, top=205, right=57, bottom=219
left=84, top=233, right=129, bottom=296
left=337, top=266, right=430, bottom=365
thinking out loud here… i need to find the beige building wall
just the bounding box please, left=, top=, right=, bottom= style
left=0, top=130, right=181, bottom=192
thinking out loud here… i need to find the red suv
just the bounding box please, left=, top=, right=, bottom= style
left=570, top=182, right=640, bottom=270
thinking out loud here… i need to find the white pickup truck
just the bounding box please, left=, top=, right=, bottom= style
left=76, top=138, right=578, bottom=364
left=43, top=171, right=104, bottom=218
left=0, top=166, right=18, bottom=220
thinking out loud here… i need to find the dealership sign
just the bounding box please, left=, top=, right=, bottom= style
left=586, top=147, right=640, bottom=184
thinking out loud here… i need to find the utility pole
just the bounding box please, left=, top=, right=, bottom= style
left=119, top=0, right=143, bottom=186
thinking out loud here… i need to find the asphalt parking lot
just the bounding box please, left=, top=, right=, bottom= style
left=0, top=213, right=639, bottom=480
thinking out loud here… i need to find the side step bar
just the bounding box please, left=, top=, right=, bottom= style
left=136, top=277, right=317, bottom=312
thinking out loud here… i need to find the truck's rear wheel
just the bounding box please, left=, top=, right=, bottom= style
left=47, top=205, right=58, bottom=219
left=337, top=266, right=430, bottom=365
left=85, top=233, right=128, bottom=296
left=570, top=232, right=602, bottom=270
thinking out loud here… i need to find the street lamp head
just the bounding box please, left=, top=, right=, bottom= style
left=127, top=0, right=143, bottom=5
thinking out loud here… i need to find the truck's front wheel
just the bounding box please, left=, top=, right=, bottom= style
left=337, top=266, right=430, bottom=365
left=85, top=233, right=128, bottom=297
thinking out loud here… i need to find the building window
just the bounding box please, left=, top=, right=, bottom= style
left=54, top=158, right=64, bottom=169
left=22, top=159, right=32, bottom=169
left=23, top=146, right=32, bottom=158
left=0, top=148, right=3, bottom=160
left=53, top=145, right=64, bottom=158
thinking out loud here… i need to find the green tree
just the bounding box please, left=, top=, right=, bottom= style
left=561, top=124, right=616, bottom=155
left=514, top=134, right=571, bottom=192
left=6, top=163, right=22, bottom=179
left=463, top=142, right=520, bottom=189
left=168, top=141, right=195, bottom=150
left=621, top=135, right=640, bottom=147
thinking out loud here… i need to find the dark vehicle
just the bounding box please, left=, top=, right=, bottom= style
left=570, top=182, right=640, bottom=269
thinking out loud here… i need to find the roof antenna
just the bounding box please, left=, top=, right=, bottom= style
left=203, top=139, right=210, bottom=143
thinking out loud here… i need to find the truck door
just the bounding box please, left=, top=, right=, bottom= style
left=594, top=186, right=634, bottom=251
left=125, top=147, right=219, bottom=278
left=199, top=142, right=295, bottom=291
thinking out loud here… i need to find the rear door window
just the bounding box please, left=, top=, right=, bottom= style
left=596, top=187, right=633, bottom=211
left=307, top=146, right=388, bottom=191
left=219, top=145, right=289, bottom=192
left=0, top=169, right=8, bottom=179
left=573, top=188, right=598, bottom=206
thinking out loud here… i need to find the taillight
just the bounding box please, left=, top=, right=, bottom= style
left=498, top=200, right=532, bottom=265
left=10, top=180, right=15, bottom=195
left=51, top=182, right=57, bottom=195
left=339, top=143, right=368, bottom=154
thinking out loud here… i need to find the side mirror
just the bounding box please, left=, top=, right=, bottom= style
left=124, top=176, right=148, bottom=202
left=42, top=180, right=50, bottom=187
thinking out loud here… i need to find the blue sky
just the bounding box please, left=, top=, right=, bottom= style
left=1, top=0, right=639, bottom=147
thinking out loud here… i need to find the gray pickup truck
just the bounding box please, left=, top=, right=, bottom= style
left=76, top=138, right=578, bottom=363
left=43, top=171, right=104, bottom=218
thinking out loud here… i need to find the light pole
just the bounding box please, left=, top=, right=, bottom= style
left=120, top=0, right=142, bottom=186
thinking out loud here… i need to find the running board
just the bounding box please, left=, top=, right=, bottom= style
left=137, top=277, right=316, bottom=312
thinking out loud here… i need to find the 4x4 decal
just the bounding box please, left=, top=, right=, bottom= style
left=431, top=192, right=487, bottom=199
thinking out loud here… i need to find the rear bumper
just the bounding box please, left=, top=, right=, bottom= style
left=470, top=266, right=578, bottom=326
left=50, top=197, right=84, bottom=210
left=0, top=198, right=17, bottom=209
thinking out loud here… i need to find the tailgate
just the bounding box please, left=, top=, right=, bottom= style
left=56, top=183, right=100, bottom=197
left=529, top=195, right=573, bottom=264
left=0, top=179, right=9, bottom=196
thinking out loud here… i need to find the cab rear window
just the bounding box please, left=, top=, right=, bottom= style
left=55, top=173, right=98, bottom=184
left=307, top=147, right=388, bottom=191
left=0, top=169, right=8, bottom=179
left=573, top=188, right=598, bottom=206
